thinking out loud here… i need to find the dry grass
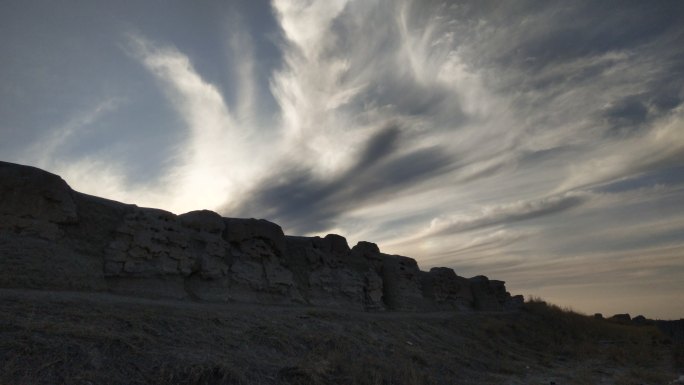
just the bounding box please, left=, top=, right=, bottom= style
left=521, top=297, right=678, bottom=384
left=0, top=291, right=679, bottom=385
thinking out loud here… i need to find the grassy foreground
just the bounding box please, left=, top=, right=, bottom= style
left=0, top=290, right=680, bottom=385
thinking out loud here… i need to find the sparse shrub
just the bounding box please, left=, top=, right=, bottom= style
left=155, top=363, right=245, bottom=385
left=614, top=367, right=672, bottom=385
left=1, top=294, right=678, bottom=385
left=673, top=342, right=684, bottom=370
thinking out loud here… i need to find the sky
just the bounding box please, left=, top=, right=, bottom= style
left=1, top=0, right=683, bottom=319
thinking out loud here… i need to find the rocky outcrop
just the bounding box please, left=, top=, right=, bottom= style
left=381, top=254, right=426, bottom=311
left=0, top=161, right=77, bottom=240
left=469, top=275, right=522, bottom=311
left=609, top=313, right=632, bottom=324
left=0, top=162, right=108, bottom=291
left=0, top=161, right=522, bottom=312
left=281, top=235, right=385, bottom=310
left=420, top=267, right=473, bottom=310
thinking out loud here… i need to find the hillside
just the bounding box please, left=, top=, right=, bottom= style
left=1, top=289, right=680, bottom=385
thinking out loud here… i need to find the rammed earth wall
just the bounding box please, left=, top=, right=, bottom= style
left=0, top=161, right=523, bottom=311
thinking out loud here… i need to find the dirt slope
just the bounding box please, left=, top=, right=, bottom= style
left=1, top=289, right=679, bottom=385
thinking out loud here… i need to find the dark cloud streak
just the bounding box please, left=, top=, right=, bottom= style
left=435, top=194, right=589, bottom=236
left=226, top=124, right=454, bottom=234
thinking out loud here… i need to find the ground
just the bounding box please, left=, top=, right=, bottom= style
left=0, top=289, right=680, bottom=385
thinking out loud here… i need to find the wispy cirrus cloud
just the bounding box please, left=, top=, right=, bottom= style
left=24, top=31, right=271, bottom=214
left=18, top=99, right=140, bottom=202
left=7, top=0, right=684, bottom=318
left=126, top=34, right=250, bottom=212
left=28, top=98, right=121, bottom=165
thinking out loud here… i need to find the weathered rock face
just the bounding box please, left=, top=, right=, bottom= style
left=0, top=161, right=522, bottom=312
left=0, top=162, right=77, bottom=241
left=381, top=254, right=426, bottom=311
left=468, top=276, right=520, bottom=311
left=282, top=235, right=384, bottom=311
left=420, top=267, right=473, bottom=310
left=0, top=163, right=108, bottom=291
